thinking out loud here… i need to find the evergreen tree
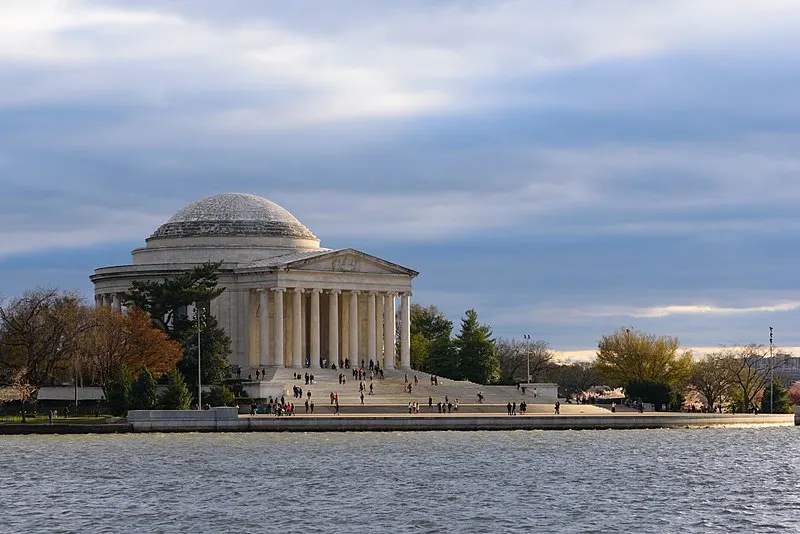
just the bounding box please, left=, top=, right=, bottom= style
left=177, top=313, right=232, bottom=399
left=426, top=335, right=460, bottom=380
left=454, top=309, right=499, bottom=384
left=160, top=370, right=193, bottom=410
left=205, top=385, right=235, bottom=407
left=130, top=367, right=158, bottom=410
left=409, top=304, right=453, bottom=372
left=122, top=262, right=232, bottom=388
left=761, top=381, right=791, bottom=414
left=105, top=366, right=132, bottom=416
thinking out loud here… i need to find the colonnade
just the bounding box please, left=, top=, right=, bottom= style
left=95, top=293, right=122, bottom=312
left=251, top=288, right=411, bottom=371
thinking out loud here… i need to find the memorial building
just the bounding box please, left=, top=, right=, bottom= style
left=90, top=193, right=418, bottom=377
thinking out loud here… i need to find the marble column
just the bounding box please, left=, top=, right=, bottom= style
left=349, top=291, right=359, bottom=368
left=383, top=292, right=396, bottom=370
left=367, top=292, right=377, bottom=367
left=328, top=289, right=340, bottom=368
left=272, top=288, right=285, bottom=367
left=292, top=288, right=303, bottom=369
left=103, top=294, right=112, bottom=309
left=246, top=291, right=258, bottom=370
left=400, top=292, right=411, bottom=370
left=112, top=293, right=122, bottom=313
left=258, top=289, right=269, bottom=368
left=95, top=295, right=101, bottom=308
left=376, top=294, right=384, bottom=362
left=309, top=288, right=321, bottom=369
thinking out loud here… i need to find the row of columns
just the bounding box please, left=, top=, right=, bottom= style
left=253, top=288, right=411, bottom=371
left=95, top=293, right=122, bottom=312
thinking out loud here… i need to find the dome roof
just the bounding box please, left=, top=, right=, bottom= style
left=148, top=193, right=317, bottom=240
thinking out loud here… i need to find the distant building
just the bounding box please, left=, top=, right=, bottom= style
left=756, top=353, right=800, bottom=384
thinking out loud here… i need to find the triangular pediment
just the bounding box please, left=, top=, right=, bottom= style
left=282, top=249, right=418, bottom=277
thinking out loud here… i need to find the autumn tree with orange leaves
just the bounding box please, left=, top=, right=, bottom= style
left=86, top=307, right=182, bottom=387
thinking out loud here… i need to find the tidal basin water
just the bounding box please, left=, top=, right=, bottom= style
left=1, top=427, right=799, bottom=533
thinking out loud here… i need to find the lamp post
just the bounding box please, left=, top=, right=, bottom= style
left=196, top=304, right=203, bottom=410
left=769, top=326, right=773, bottom=414
left=523, top=334, right=532, bottom=383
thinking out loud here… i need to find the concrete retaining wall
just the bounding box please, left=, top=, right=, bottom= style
left=126, top=410, right=793, bottom=433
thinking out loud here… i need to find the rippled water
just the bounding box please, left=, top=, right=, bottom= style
left=1, top=427, right=799, bottom=533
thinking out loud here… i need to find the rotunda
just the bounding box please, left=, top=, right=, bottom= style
left=91, top=193, right=417, bottom=376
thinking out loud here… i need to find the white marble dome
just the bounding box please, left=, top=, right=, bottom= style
left=148, top=193, right=317, bottom=241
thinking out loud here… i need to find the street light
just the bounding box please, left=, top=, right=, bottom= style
left=523, top=334, right=532, bottom=383
left=195, top=304, right=203, bottom=410
left=770, top=326, right=773, bottom=414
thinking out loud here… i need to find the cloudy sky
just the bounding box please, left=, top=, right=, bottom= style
left=2, top=0, right=800, bottom=358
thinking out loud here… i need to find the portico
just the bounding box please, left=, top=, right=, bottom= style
left=91, top=193, right=418, bottom=377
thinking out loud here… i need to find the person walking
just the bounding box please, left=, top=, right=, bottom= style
left=360, top=392, right=365, bottom=405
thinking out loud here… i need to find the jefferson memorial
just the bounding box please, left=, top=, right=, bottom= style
left=90, top=193, right=418, bottom=376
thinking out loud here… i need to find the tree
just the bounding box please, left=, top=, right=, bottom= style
left=761, top=381, right=791, bottom=414
left=130, top=367, right=158, bottom=411
left=626, top=379, right=671, bottom=410
left=546, top=362, right=599, bottom=400
left=176, top=313, right=232, bottom=396
left=160, top=370, right=192, bottom=410
left=495, top=337, right=553, bottom=385
left=85, top=307, right=183, bottom=388
left=409, top=304, right=453, bottom=372
left=0, top=289, right=95, bottom=387
left=720, top=345, right=779, bottom=413
left=789, top=382, right=800, bottom=406
left=1, top=368, right=38, bottom=422
left=106, top=366, right=132, bottom=416
left=122, top=262, right=225, bottom=335
left=122, top=264, right=231, bottom=388
left=426, top=335, right=460, bottom=379
left=689, top=353, right=732, bottom=410
left=595, top=327, right=692, bottom=387
left=454, top=309, right=498, bottom=384
left=205, top=385, right=235, bottom=407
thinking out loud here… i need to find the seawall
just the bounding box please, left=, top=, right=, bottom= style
left=125, top=408, right=794, bottom=433
left=1, top=410, right=794, bottom=435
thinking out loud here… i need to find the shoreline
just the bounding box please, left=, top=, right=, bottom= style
left=0, top=412, right=794, bottom=435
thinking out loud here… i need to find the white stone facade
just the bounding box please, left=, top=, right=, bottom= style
left=91, top=193, right=417, bottom=375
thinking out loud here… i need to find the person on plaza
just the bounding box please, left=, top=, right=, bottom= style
left=404, top=374, right=408, bottom=384
left=369, top=382, right=374, bottom=395
left=506, top=402, right=512, bottom=416
left=554, top=401, right=561, bottom=415
left=334, top=400, right=340, bottom=415
left=414, top=375, right=418, bottom=386
left=512, top=401, right=517, bottom=415
left=447, top=402, right=452, bottom=414
left=305, top=399, right=310, bottom=413
left=330, top=392, right=335, bottom=405
left=360, top=392, right=365, bottom=405
left=428, top=396, right=433, bottom=410
left=310, top=402, right=315, bottom=414
left=477, top=392, right=484, bottom=404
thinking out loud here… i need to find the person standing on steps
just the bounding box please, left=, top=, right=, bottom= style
left=360, top=392, right=365, bottom=405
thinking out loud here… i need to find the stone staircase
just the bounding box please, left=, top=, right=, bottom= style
left=243, top=368, right=610, bottom=415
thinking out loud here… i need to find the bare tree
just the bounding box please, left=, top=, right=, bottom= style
left=689, top=352, right=732, bottom=410
left=720, top=344, right=785, bottom=412
left=496, top=337, right=553, bottom=385
left=0, top=288, right=96, bottom=387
